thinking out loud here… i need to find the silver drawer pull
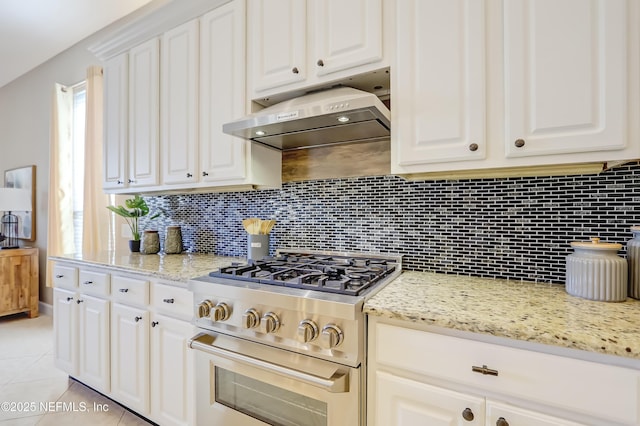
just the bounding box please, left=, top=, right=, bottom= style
left=55, top=274, right=64, bottom=278
left=472, top=364, right=498, bottom=376
left=119, top=288, right=129, bottom=293
left=163, top=298, right=175, bottom=304
left=135, top=316, right=142, bottom=322
left=83, top=281, right=93, bottom=285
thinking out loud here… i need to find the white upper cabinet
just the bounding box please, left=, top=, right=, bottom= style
left=248, top=0, right=389, bottom=101
left=128, top=38, right=160, bottom=187
left=102, top=0, right=281, bottom=194
left=503, top=0, right=629, bottom=158
left=103, top=54, right=128, bottom=190
left=248, top=0, right=307, bottom=94
left=393, top=0, right=487, bottom=168
left=200, top=1, right=248, bottom=182
left=392, top=0, right=640, bottom=178
left=161, top=20, right=199, bottom=185
left=312, top=0, right=383, bottom=77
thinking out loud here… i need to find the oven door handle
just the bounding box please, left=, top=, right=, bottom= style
left=189, top=332, right=349, bottom=393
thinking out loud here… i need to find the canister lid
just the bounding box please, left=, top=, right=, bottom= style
left=570, top=237, right=621, bottom=250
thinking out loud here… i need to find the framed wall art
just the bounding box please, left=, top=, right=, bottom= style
left=4, top=165, right=36, bottom=241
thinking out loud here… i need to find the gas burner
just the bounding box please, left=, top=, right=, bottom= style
left=208, top=251, right=399, bottom=296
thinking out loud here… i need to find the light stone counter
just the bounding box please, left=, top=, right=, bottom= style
left=364, top=271, right=640, bottom=362
left=50, top=252, right=244, bottom=284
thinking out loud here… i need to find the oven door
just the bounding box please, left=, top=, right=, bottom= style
left=189, top=332, right=361, bottom=426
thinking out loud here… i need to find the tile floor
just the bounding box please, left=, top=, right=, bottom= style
left=0, top=313, right=155, bottom=425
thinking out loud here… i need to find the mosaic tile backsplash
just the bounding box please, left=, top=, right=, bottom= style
left=143, top=161, right=640, bottom=284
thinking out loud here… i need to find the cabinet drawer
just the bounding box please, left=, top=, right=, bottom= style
left=112, top=275, right=149, bottom=307
left=151, top=283, right=192, bottom=320
left=78, top=270, right=110, bottom=297
left=53, top=265, right=78, bottom=290
left=375, top=323, right=640, bottom=425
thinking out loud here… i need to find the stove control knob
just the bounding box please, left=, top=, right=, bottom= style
left=211, top=302, right=231, bottom=322
left=242, top=309, right=260, bottom=329
left=297, top=319, right=319, bottom=343
left=260, top=312, right=280, bottom=334
left=320, top=324, right=344, bottom=349
left=196, top=300, right=214, bottom=319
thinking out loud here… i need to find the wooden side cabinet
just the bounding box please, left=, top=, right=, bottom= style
left=0, top=248, right=39, bottom=318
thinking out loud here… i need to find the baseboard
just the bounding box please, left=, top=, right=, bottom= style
left=39, top=301, right=53, bottom=316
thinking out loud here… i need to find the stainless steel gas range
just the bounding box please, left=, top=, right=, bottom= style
left=188, top=250, right=402, bottom=426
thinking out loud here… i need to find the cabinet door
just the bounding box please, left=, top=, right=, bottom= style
left=312, top=0, right=383, bottom=77
left=150, top=313, right=195, bottom=426
left=129, top=38, right=160, bottom=187
left=161, top=20, right=199, bottom=185
left=53, top=288, right=78, bottom=376
left=0, top=253, right=31, bottom=313
left=486, top=400, right=586, bottom=426
left=504, top=0, right=628, bottom=158
left=247, top=0, right=306, bottom=94
left=111, top=303, right=150, bottom=414
left=199, top=0, right=247, bottom=182
left=392, top=0, right=487, bottom=170
left=103, top=53, right=128, bottom=190
left=77, top=294, right=110, bottom=392
left=374, top=370, right=484, bottom=426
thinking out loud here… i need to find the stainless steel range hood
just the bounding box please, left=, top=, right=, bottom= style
left=222, top=87, right=390, bottom=151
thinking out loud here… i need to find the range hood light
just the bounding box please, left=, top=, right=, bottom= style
left=255, top=130, right=266, bottom=136
left=337, top=116, right=350, bottom=123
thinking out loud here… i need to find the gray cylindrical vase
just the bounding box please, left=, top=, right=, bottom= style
left=141, top=230, right=160, bottom=255
left=164, top=226, right=183, bottom=254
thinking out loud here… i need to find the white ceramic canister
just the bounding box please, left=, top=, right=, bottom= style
left=566, top=237, right=627, bottom=302
left=627, top=226, right=640, bottom=299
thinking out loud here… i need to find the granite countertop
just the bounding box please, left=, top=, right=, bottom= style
left=50, top=251, right=243, bottom=283
left=365, top=271, right=640, bottom=362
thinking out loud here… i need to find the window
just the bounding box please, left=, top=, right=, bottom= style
left=71, top=83, right=86, bottom=252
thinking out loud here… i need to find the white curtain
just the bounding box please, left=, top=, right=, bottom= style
left=46, top=84, right=74, bottom=287
left=82, top=66, right=112, bottom=253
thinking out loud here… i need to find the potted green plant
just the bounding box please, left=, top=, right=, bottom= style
left=107, top=195, right=160, bottom=252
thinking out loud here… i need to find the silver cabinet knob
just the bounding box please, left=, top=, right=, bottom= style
left=196, top=300, right=214, bottom=319
left=151, top=321, right=159, bottom=327
left=292, top=67, right=299, bottom=74
left=202, top=171, right=209, bottom=177
left=514, top=138, right=525, bottom=148
left=211, top=303, right=230, bottom=322
left=134, top=316, right=142, bottom=322
left=469, top=143, right=479, bottom=152
left=317, top=59, right=324, bottom=67
left=186, top=173, right=193, bottom=178
left=297, top=319, right=319, bottom=343
left=242, top=309, right=260, bottom=329
left=260, top=312, right=280, bottom=334
left=320, top=324, right=343, bottom=349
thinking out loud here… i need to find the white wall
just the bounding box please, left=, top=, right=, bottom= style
left=0, top=37, right=102, bottom=306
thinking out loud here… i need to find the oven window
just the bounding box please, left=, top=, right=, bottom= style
left=215, top=366, right=328, bottom=426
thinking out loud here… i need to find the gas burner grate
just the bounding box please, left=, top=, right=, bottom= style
left=209, top=252, right=398, bottom=296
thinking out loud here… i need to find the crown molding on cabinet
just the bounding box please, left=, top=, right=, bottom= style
left=88, top=0, right=231, bottom=61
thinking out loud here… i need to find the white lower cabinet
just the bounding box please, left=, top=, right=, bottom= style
left=367, top=318, right=640, bottom=426
left=150, top=313, right=196, bottom=426
left=77, top=294, right=110, bottom=391
left=111, top=302, right=150, bottom=414
left=376, top=370, right=485, bottom=425
left=53, top=268, right=110, bottom=392
left=53, top=288, right=78, bottom=376
left=53, top=263, right=195, bottom=426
